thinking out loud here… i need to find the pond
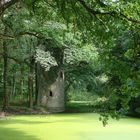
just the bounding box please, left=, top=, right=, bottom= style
left=0, top=113, right=140, bottom=140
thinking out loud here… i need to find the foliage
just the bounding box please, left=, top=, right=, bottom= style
left=0, top=0, right=140, bottom=123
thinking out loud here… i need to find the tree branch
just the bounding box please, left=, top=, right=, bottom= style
left=0, top=0, right=19, bottom=16
left=0, top=31, right=45, bottom=40
left=78, top=0, right=115, bottom=16
left=119, top=13, right=140, bottom=24
left=78, top=0, right=140, bottom=24
left=0, top=53, right=29, bottom=65
left=19, top=31, right=44, bottom=39
left=0, top=33, right=14, bottom=40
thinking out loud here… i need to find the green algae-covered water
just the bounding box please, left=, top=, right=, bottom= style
left=0, top=113, right=140, bottom=140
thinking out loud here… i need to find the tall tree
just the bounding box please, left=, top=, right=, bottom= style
left=2, top=27, right=8, bottom=111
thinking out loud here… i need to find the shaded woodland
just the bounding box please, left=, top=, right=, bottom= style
left=0, top=0, right=140, bottom=123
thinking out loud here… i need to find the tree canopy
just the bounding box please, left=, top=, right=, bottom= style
left=0, top=0, right=140, bottom=125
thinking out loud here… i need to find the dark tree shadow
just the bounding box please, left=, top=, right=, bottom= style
left=0, top=126, right=40, bottom=140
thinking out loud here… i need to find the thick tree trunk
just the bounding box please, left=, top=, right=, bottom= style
left=2, top=36, right=8, bottom=111
left=28, top=58, right=34, bottom=108
left=28, top=75, right=33, bottom=108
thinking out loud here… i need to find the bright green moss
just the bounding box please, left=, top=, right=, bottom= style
left=0, top=113, right=140, bottom=140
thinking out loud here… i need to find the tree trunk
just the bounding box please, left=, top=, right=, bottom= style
left=11, top=73, right=16, bottom=100
left=2, top=35, right=8, bottom=111
left=35, top=63, right=38, bottom=105
left=20, top=66, right=23, bottom=96
left=28, top=57, right=34, bottom=108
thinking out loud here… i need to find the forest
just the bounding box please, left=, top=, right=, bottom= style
left=0, top=0, right=140, bottom=140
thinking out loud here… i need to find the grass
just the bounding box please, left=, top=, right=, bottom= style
left=0, top=113, right=140, bottom=140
